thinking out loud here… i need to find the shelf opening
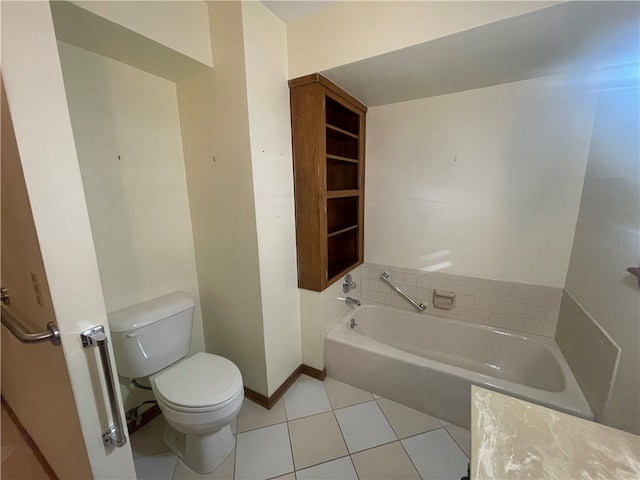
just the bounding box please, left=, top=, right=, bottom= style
left=327, top=158, right=358, bottom=190
left=326, top=96, right=359, bottom=135
left=326, top=127, right=358, bottom=159
left=327, top=228, right=359, bottom=280
left=327, top=196, right=358, bottom=235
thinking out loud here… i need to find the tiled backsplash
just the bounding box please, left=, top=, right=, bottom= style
left=360, top=263, right=563, bottom=337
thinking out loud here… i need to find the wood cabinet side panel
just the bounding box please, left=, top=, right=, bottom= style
left=358, top=112, right=366, bottom=264
left=290, top=85, right=326, bottom=290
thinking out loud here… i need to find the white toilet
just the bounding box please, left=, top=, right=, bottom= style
left=109, top=292, right=243, bottom=474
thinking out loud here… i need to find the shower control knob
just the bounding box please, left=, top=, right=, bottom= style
left=343, top=274, right=357, bottom=293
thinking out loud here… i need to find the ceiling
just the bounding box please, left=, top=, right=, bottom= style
left=319, top=1, right=640, bottom=106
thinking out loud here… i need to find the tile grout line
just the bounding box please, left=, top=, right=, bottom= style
left=284, top=418, right=296, bottom=477
left=374, top=397, right=424, bottom=480
left=233, top=421, right=239, bottom=480
left=442, top=425, right=470, bottom=460
left=282, top=392, right=304, bottom=478
left=329, top=407, right=359, bottom=479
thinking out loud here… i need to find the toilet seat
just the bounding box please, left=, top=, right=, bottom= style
left=153, top=352, right=243, bottom=413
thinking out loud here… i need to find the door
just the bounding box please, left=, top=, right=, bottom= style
left=1, top=2, right=136, bottom=478
left=1, top=80, right=93, bottom=479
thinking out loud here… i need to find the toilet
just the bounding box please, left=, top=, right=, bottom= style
left=109, top=292, right=243, bottom=474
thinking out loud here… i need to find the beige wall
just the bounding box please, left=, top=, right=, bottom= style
left=51, top=1, right=212, bottom=82
left=57, top=41, right=206, bottom=408
left=563, top=64, right=640, bottom=434
left=176, top=1, right=269, bottom=396
left=1, top=1, right=136, bottom=477
left=70, top=0, right=213, bottom=66
left=1, top=82, right=93, bottom=480
left=287, top=1, right=559, bottom=78
left=241, top=1, right=302, bottom=394
left=300, top=266, right=363, bottom=371
left=365, top=74, right=597, bottom=286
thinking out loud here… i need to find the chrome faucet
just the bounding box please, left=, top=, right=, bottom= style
left=342, top=274, right=357, bottom=293
left=338, top=296, right=361, bottom=307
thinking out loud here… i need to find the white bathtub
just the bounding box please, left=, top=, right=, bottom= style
left=325, top=304, right=593, bottom=429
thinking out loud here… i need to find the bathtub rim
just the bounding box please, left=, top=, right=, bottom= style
left=327, top=302, right=594, bottom=421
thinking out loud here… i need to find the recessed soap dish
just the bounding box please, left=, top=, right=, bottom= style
left=433, top=289, right=456, bottom=309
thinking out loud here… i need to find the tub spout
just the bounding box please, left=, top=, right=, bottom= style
left=338, top=296, right=361, bottom=307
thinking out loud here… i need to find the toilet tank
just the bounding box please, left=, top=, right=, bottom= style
left=109, top=292, right=195, bottom=378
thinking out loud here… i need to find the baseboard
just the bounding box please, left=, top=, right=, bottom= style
left=1, top=396, right=58, bottom=480
left=127, top=404, right=162, bottom=435
left=244, top=364, right=326, bottom=410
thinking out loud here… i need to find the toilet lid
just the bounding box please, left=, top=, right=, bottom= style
left=154, top=352, right=243, bottom=409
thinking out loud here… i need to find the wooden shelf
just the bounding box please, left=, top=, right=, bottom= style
left=290, top=74, right=367, bottom=291
left=326, top=123, right=358, bottom=139
left=328, top=224, right=358, bottom=238
left=326, top=190, right=360, bottom=199
left=327, top=154, right=358, bottom=163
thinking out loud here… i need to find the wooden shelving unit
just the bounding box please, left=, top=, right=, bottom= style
left=289, top=74, right=367, bottom=291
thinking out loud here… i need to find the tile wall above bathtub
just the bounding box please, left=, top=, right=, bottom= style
left=322, top=265, right=363, bottom=335
left=361, top=263, right=562, bottom=338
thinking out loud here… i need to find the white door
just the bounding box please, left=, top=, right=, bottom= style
left=1, top=77, right=96, bottom=479
left=1, top=2, right=136, bottom=478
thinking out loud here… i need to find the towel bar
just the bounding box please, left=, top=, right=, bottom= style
left=1, top=306, right=60, bottom=346
left=380, top=272, right=427, bottom=312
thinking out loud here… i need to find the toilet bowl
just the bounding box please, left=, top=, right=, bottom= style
left=109, top=292, right=244, bottom=474
left=151, top=352, right=243, bottom=473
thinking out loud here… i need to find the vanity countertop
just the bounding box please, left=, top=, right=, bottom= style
left=471, top=386, right=640, bottom=479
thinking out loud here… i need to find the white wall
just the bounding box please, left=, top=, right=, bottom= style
left=564, top=63, right=640, bottom=434
left=287, top=1, right=559, bottom=78
left=1, top=2, right=136, bottom=477
left=57, top=41, right=206, bottom=407
left=241, top=2, right=302, bottom=395
left=177, top=1, right=269, bottom=396
left=365, top=75, right=599, bottom=286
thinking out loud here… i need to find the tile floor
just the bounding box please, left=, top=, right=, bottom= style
left=132, top=375, right=471, bottom=480
left=1, top=403, right=53, bottom=479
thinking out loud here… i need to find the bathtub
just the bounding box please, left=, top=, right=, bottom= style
left=325, top=304, right=593, bottom=429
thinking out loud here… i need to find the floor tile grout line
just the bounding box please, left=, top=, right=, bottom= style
left=442, top=425, right=471, bottom=460
left=374, top=397, right=402, bottom=440
left=370, top=395, right=423, bottom=477
left=373, top=396, right=439, bottom=480
left=397, top=434, right=424, bottom=480
left=294, top=454, right=352, bottom=476
left=348, top=438, right=400, bottom=457
left=171, top=452, right=178, bottom=480
left=237, top=418, right=288, bottom=435
left=328, top=407, right=356, bottom=476
left=233, top=423, right=239, bottom=480
left=284, top=417, right=298, bottom=476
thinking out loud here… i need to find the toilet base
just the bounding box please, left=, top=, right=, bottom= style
left=163, top=423, right=235, bottom=474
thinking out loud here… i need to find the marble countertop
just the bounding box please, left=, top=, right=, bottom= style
left=471, top=386, right=640, bottom=479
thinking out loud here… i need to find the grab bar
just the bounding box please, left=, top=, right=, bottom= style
left=380, top=272, right=427, bottom=312
left=81, top=325, right=127, bottom=448
left=1, top=306, right=60, bottom=346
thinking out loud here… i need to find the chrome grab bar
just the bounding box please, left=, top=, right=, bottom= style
left=1, top=306, right=60, bottom=346
left=380, top=272, right=427, bottom=312
left=81, top=325, right=127, bottom=448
